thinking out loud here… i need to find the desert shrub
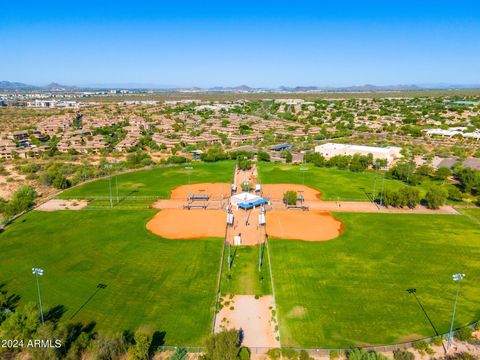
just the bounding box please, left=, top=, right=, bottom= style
left=166, top=155, right=188, bottom=164
left=266, top=348, right=281, bottom=360
left=281, top=348, right=299, bottom=359
left=299, top=349, right=311, bottom=360
left=393, top=350, right=414, bottom=360
left=92, top=333, right=127, bottom=360
left=448, top=187, right=464, bottom=201
left=238, top=346, right=251, bottom=360
left=431, top=336, right=443, bottom=346
left=238, top=158, right=252, bottom=171
left=4, top=185, right=37, bottom=217
left=447, top=352, right=476, bottom=360
left=424, top=186, right=448, bottom=209
left=412, top=340, right=429, bottom=351
left=455, top=326, right=473, bottom=341
left=204, top=329, right=239, bottom=360
left=330, top=350, right=340, bottom=360
left=257, top=151, right=271, bottom=162
left=170, top=347, right=188, bottom=360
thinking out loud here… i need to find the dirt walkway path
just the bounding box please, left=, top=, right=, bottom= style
left=216, top=295, right=280, bottom=349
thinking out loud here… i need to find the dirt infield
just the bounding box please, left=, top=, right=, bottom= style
left=267, top=210, right=343, bottom=241
left=146, top=209, right=225, bottom=239
left=146, top=208, right=344, bottom=242
left=262, top=184, right=321, bottom=201
left=169, top=182, right=230, bottom=200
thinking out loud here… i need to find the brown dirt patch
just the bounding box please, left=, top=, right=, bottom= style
left=287, top=306, right=307, bottom=319
left=169, top=182, right=230, bottom=200
left=36, top=199, right=88, bottom=211
left=267, top=210, right=343, bottom=241
left=262, top=184, right=322, bottom=201
left=146, top=209, right=225, bottom=239
left=215, top=295, right=280, bottom=348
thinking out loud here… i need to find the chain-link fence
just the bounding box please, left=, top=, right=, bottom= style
left=157, top=321, right=479, bottom=357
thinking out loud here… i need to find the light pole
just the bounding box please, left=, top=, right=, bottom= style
left=300, top=166, right=309, bottom=186
left=185, top=166, right=193, bottom=184
left=105, top=164, right=113, bottom=208
left=447, top=273, right=466, bottom=351
left=379, top=173, right=385, bottom=206
left=32, top=267, right=45, bottom=324
left=112, top=160, right=119, bottom=203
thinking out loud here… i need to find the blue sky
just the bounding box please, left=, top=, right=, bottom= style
left=1, top=1, right=479, bottom=87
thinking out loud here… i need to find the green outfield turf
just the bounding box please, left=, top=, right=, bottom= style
left=268, top=212, right=480, bottom=348
left=0, top=162, right=237, bottom=344
left=258, top=163, right=420, bottom=201
left=0, top=210, right=222, bottom=345
left=220, top=245, right=271, bottom=296
left=58, top=161, right=235, bottom=208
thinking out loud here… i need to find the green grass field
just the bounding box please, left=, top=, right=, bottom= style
left=258, top=163, right=411, bottom=201
left=58, top=161, right=235, bottom=208
left=269, top=212, right=480, bottom=348
left=220, top=245, right=271, bottom=296
left=0, top=162, right=237, bottom=345
left=0, top=210, right=222, bottom=345
left=2, top=161, right=480, bottom=348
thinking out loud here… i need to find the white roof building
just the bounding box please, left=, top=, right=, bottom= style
left=314, top=143, right=402, bottom=165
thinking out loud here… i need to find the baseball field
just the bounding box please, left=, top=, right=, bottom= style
left=1, top=161, right=479, bottom=348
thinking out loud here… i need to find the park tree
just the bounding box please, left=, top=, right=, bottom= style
left=283, top=190, right=298, bottom=205
left=415, top=165, right=433, bottom=177
left=283, top=151, right=293, bottom=163
left=4, top=185, right=37, bottom=218
left=257, top=151, right=270, bottom=162
left=399, top=187, right=420, bottom=209
left=52, top=173, right=71, bottom=189
left=204, top=329, right=240, bottom=360
left=129, top=331, right=151, bottom=360
left=237, top=158, right=252, bottom=171
left=455, top=167, right=480, bottom=194
left=92, top=333, right=127, bottom=360
left=424, top=186, right=448, bottom=209
left=393, top=350, right=414, bottom=360
left=448, top=187, right=464, bottom=202
left=0, top=303, right=40, bottom=341
left=435, top=167, right=451, bottom=181
left=305, top=152, right=325, bottom=167
left=29, top=323, right=62, bottom=360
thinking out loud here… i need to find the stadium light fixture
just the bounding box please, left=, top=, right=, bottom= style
left=447, top=273, right=465, bottom=351
left=31, top=267, right=45, bottom=323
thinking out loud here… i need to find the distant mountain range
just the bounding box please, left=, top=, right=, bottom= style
left=0, top=81, right=77, bottom=90
left=1, top=80, right=479, bottom=92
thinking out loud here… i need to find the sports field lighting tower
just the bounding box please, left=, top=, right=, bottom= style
left=105, top=163, right=113, bottom=208
left=185, top=166, right=193, bottom=185
left=32, top=267, right=45, bottom=324
left=447, top=273, right=465, bottom=351
left=111, top=160, right=119, bottom=203
left=300, top=166, right=309, bottom=186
